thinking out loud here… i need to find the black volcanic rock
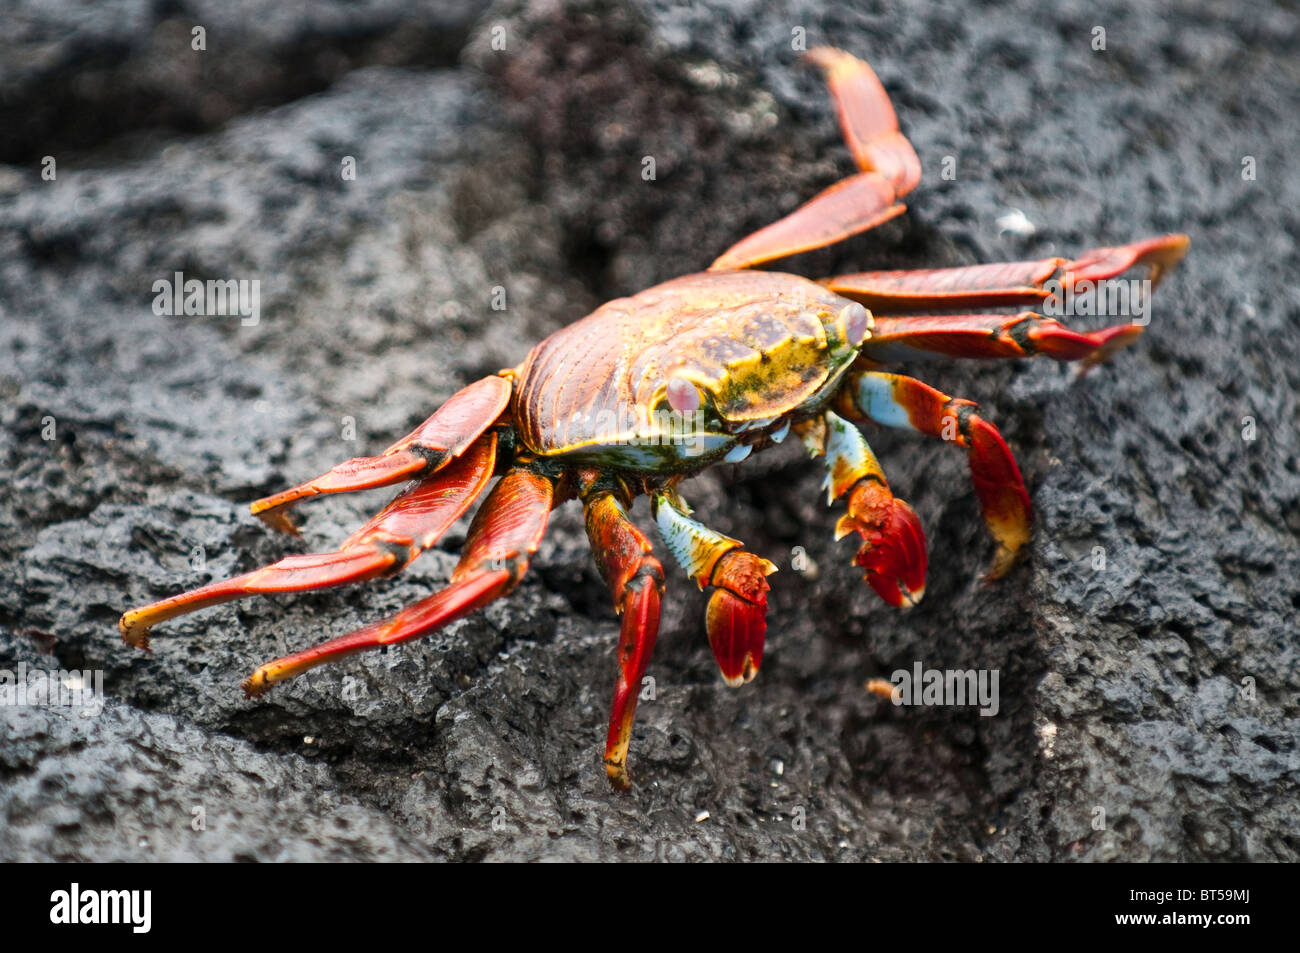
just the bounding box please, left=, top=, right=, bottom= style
left=1, top=0, right=1296, bottom=861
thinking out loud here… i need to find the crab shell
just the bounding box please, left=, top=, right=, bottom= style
left=513, top=270, right=871, bottom=470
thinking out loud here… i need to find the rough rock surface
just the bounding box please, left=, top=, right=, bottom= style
left=1, top=0, right=1296, bottom=861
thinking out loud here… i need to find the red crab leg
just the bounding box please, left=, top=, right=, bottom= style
left=652, top=491, right=777, bottom=686
left=709, top=47, right=921, bottom=272
left=810, top=46, right=922, bottom=196
left=584, top=491, right=666, bottom=790
left=119, top=435, right=497, bottom=648
left=818, top=411, right=927, bottom=608
left=241, top=467, right=556, bottom=697
left=822, top=234, right=1189, bottom=312
left=250, top=374, right=511, bottom=534
left=861, top=312, right=1144, bottom=369
left=837, top=371, right=1032, bottom=580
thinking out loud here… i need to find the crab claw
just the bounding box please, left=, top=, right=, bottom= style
left=836, top=481, right=928, bottom=608
left=705, top=550, right=776, bottom=686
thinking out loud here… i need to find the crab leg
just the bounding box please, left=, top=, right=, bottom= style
left=241, top=467, right=556, bottom=697
left=652, top=491, right=776, bottom=686
left=861, top=312, right=1144, bottom=369
left=250, top=374, right=511, bottom=534
left=837, top=371, right=1033, bottom=580
left=709, top=47, right=921, bottom=272
left=822, top=234, right=1189, bottom=312
left=584, top=490, right=666, bottom=789
left=815, top=411, right=927, bottom=607
left=119, top=435, right=498, bottom=648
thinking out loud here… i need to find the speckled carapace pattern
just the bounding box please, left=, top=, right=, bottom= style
left=515, top=270, right=851, bottom=455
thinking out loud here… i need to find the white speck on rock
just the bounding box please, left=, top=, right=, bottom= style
left=1039, top=721, right=1058, bottom=759
left=996, top=208, right=1037, bottom=237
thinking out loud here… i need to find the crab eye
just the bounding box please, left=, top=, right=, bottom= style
left=837, top=302, right=870, bottom=345
left=665, top=376, right=702, bottom=413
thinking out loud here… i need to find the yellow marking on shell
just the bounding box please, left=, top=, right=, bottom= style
left=629, top=282, right=842, bottom=427
left=711, top=330, right=829, bottom=422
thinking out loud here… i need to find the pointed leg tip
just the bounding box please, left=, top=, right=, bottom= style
left=865, top=677, right=897, bottom=701
left=119, top=613, right=152, bottom=651
left=805, top=46, right=846, bottom=68
left=252, top=505, right=300, bottom=536
left=1146, top=233, right=1191, bottom=283
left=1079, top=324, right=1145, bottom=373
left=718, top=655, right=760, bottom=687
left=1065, top=233, right=1191, bottom=288
left=604, top=760, right=633, bottom=791
left=241, top=671, right=272, bottom=699
left=983, top=547, right=1023, bottom=583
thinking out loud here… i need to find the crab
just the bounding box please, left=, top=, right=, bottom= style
left=120, top=48, right=1188, bottom=788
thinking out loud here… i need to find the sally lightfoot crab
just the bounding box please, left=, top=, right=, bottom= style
left=120, top=48, right=1188, bottom=788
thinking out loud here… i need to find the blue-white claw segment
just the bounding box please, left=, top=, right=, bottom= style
left=653, top=492, right=739, bottom=587
left=822, top=411, right=888, bottom=504
left=856, top=374, right=915, bottom=431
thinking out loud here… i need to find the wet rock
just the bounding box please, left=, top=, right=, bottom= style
left=0, top=0, right=489, bottom=164
left=1, top=645, right=428, bottom=861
